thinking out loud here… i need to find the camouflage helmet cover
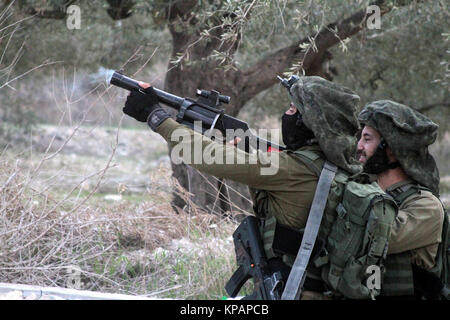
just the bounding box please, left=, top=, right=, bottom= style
left=358, top=100, right=440, bottom=195
left=289, top=76, right=363, bottom=174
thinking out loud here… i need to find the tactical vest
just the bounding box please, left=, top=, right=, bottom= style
left=251, top=149, right=397, bottom=299
left=384, top=184, right=450, bottom=299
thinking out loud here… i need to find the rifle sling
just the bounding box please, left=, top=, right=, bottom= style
left=281, top=161, right=338, bottom=300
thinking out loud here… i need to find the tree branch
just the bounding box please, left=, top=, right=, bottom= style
left=162, top=0, right=198, bottom=22
left=235, top=0, right=413, bottom=105
left=416, top=102, right=450, bottom=112
left=106, top=0, right=134, bottom=20
left=26, top=0, right=76, bottom=20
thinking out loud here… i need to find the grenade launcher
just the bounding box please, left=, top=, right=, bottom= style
left=109, top=71, right=285, bottom=153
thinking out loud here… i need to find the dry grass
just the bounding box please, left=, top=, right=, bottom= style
left=0, top=152, right=239, bottom=298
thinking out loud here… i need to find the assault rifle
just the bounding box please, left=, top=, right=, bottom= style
left=225, top=215, right=326, bottom=300
left=225, top=216, right=284, bottom=300
left=109, top=71, right=285, bottom=153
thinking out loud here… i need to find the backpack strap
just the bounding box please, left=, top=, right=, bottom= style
left=281, top=161, right=338, bottom=300
left=387, top=183, right=430, bottom=207
left=382, top=183, right=420, bottom=297
left=289, top=150, right=324, bottom=177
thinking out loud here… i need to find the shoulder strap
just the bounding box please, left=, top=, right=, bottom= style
left=289, top=150, right=325, bottom=177
left=387, top=183, right=430, bottom=206
left=281, top=161, right=338, bottom=300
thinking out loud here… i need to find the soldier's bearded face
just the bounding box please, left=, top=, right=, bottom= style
left=356, top=126, right=381, bottom=164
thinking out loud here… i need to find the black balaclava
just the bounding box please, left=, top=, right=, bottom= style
left=362, top=138, right=400, bottom=174
left=281, top=109, right=315, bottom=150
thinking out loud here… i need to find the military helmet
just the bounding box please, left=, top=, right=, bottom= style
left=288, top=76, right=362, bottom=174
left=358, top=100, right=440, bottom=195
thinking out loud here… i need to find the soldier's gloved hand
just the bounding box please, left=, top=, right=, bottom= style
left=123, top=86, right=160, bottom=122
left=123, top=83, right=170, bottom=131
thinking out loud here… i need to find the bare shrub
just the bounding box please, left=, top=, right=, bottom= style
left=0, top=150, right=239, bottom=298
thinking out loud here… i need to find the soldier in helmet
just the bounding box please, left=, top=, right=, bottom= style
left=357, top=100, right=448, bottom=299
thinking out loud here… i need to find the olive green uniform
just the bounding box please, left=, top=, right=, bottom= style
left=359, top=100, right=447, bottom=298
left=156, top=117, right=318, bottom=229
left=386, top=180, right=445, bottom=270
